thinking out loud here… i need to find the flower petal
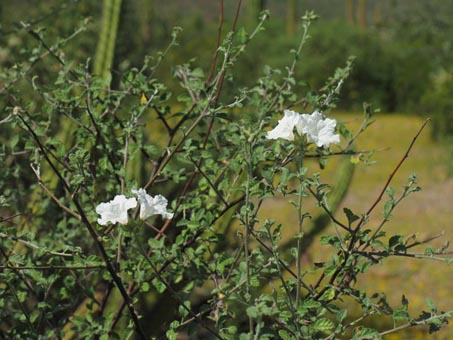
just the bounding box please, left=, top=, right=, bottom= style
left=132, top=188, right=174, bottom=220
left=266, top=110, right=301, bottom=141
left=296, top=111, right=340, bottom=148
left=96, top=195, right=137, bottom=225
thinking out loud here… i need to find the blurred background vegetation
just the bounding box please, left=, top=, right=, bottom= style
left=1, top=1, right=453, bottom=338
left=1, top=0, right=452, bottom=138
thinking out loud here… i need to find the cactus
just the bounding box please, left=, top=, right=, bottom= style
left=93, top=0, right=122, bottom=85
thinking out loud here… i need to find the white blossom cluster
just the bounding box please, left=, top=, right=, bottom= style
left=96, top=188, right=173, bottom=226
left=266, top=110, right=340, bottom=148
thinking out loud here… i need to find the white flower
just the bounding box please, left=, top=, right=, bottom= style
left=96, top=195, right=137, bottom=225
left=132, top=188, right=174, bottom=220
left=296, top=111, right=340, bottom=148
left=266, top=110, right=301, bottom=141
left=267, top=110, right=340, bottom=148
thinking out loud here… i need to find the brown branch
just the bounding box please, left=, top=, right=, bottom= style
left=0, top=264, right=104, bottom=270
left=0, top=247, right=39, bottom=298
left=362, top=118, right=430, bottom=221
left=32, top=172, right=82, bottom=221
left=206, top=0, right=224, bottom=84
left=0, top=231, right=76, bottom=258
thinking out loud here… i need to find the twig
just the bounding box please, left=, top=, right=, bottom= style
left=110, top=193, right=246, bottom=333
left=0, top=246, right=39, bottom=298
left=0, top=232, right=76, bottom=258
left=405, top=232, right=446, bottom=250
left=21, top=21, right=78, bottom=79
left=121, top=134, right=130, bottom=194
left=30, top=164, right=82, bottom=221
left=355, top=250, right=453, bottom=263
left=84, top=67, right=122, bottom=186
left=361, top=119, right=430, bottom=224
left=306, top=186, right=351, bottom=232
left=0, top=213, right=22, bottom=223
left=379, top=311, right=452, bottom=337
left=188, top=155, right=228, bottom=206
left=345, top=108, right=374, bottom=150
left=206, top=0, right=224, bottom=84
left=0, top=150, right=30, bottom=157
left=265, top=226, right=302, bottom=336
left=0, top=264, right=104, bottom=270
left=295, top=155, right=305, bottom=307
left=1, top=22, right=85, bottom=95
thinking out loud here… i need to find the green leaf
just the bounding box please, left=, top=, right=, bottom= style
left=236, top=27, right=248, bottom=44
left=426, top=298, right=437, bottom=313
left=320, top=288, right=336, bottom=301
left=141, top=282, right=150, bottom=293
left=152, top=278, right=166, bottom=293
left=246, top=306, right=258, bottom=318
left=424, top=246, right=435, bottom=255
left=352, top=326, right=381, bottom=340
left=313, top=318, right=335, bottom=333
left=336, top=309, right=347, bottom=323
left=344, top=208, right=359, bottom=225
left=9, top=134, right=19, bottom=149
left=278, top=330, right=293, bottom=340
left=393, top=305, right=409, bottom=321
left=388, top=235, right=403, bottom=249
left=383, top=200, right=394, bottom=219
left=386, top=186, right=395, bottom=198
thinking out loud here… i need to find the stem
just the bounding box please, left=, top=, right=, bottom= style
left=206, top=0, right=224, bottom=84
left=0, top=264, right=103, bottom=270
left=358, top=118, right=430, bottom=230
left=7, top=281, right=36, bottom=333
left=30, top=165, right=82, bottom=221
left=121, top=134, right=129, bottom=195
left=244, top=141, right=253, bottom=335
left=295, top=153, right=305, bottom=307
left=266, top=14, right=312, bottom=112
left=0, top=232, right=76, bottom=258
left=265, top=226, right=302, bottom=335
left=379, top=311, right=452, bottom=337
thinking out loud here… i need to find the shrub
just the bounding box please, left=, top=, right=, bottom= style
left=0, top=6, right=451, bottom=340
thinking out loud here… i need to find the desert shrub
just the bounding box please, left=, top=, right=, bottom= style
left=0, top=5, right=452, bottom=340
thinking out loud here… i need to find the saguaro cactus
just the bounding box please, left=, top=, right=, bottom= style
left=93, top=0, right=122, bottom=85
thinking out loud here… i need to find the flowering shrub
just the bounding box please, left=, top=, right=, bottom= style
left=0, top=7, right=451, bottom=340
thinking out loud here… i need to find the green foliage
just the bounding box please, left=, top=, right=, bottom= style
left=421, top=68, right=453, bottom=140
left=0, top=3, right=452, bottom=340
